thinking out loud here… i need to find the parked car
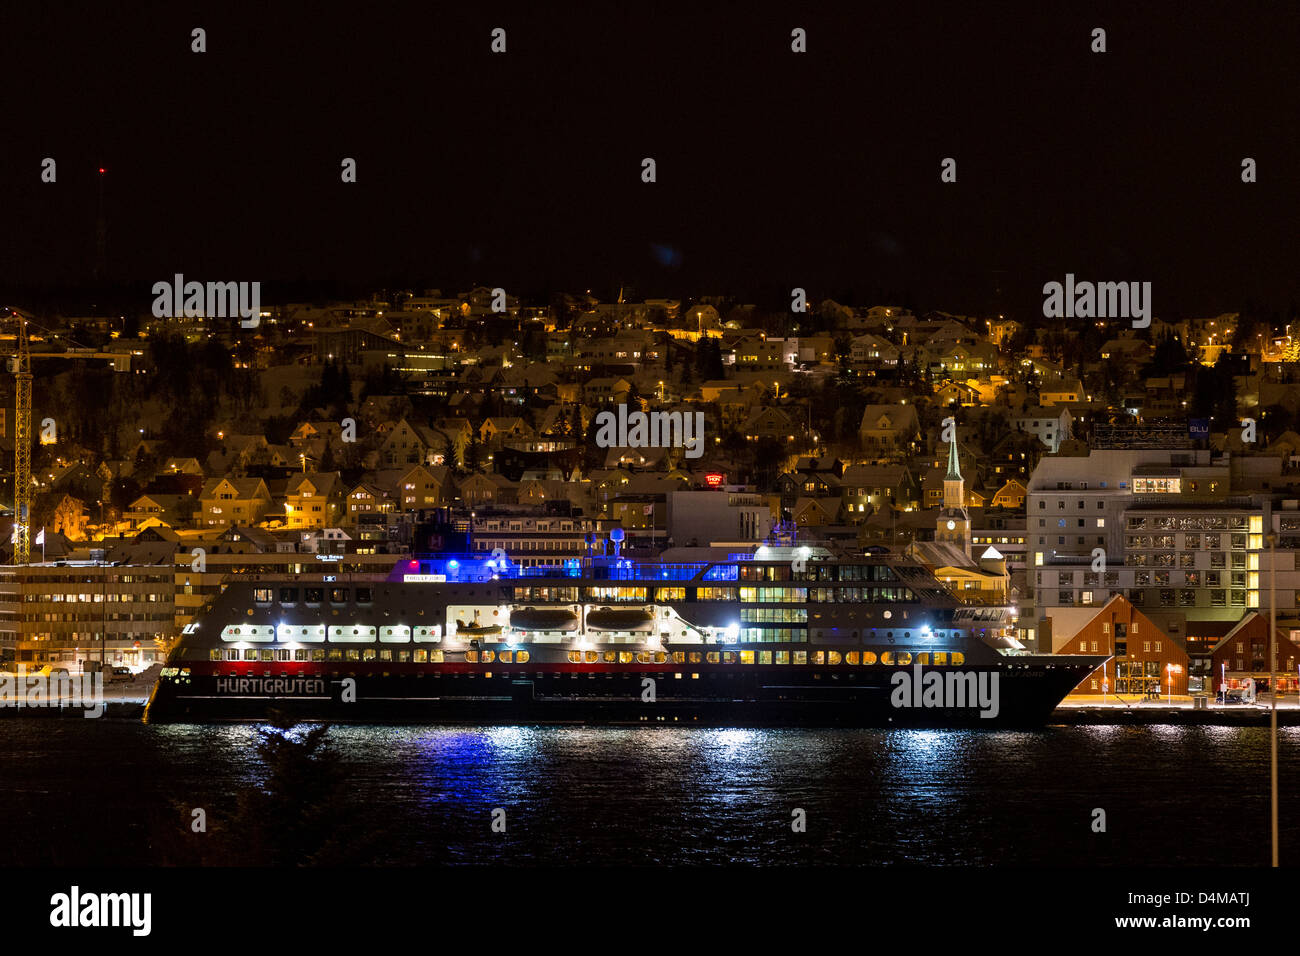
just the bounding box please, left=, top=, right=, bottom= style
left=109, top=667, right=134, bottom=683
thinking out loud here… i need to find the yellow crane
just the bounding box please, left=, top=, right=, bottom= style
left=11, top=312, right=31, bottom=565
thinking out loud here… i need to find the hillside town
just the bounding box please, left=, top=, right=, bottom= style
left=2, top=290, right=1299, bottom=700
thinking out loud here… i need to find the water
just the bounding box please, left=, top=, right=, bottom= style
left=1, top=720, right=1296, bottom=866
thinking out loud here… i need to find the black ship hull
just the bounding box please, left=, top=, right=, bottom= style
left=146, top=661, right=1096, bottom=728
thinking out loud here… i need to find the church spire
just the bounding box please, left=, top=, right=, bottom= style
left=946, top=432, right=962, bottom=481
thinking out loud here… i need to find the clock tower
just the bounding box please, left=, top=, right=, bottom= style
left=937, top=428, right=971, bottom=557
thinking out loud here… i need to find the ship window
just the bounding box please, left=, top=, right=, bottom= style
left=793, top=651, right=807, bottom=664
left=706, top=652, right=720, bottom=663
left=464, top=650, right=478, bottom=662
left=517, top=651, right=529, bottom=663
left=355, top=588, right=373, bottom=603
left=689, top=653, right=703, bottom=663
left=775, top=651, right=789, bottom=664
left=862, top=651, right=877, bottom=665
left=915, top=653, right=929, bottom=665
left=244, top=650, right=258, bottom=661
left=362, top=648, right=376, bottom=661
left=585, top=651, right=599, bottom=663
left=740, top=651, right=755, bottom=664
left=345, top=649, right=360, bottom=661
left=225, top=649, right=240, bottom=661
left=209, top=649, right=222, bottom=661
left=326, top=649, right=341, bottom=661
left=827, top=651, right=842, bottom=665
left=672, top=652, right=686, bottom=663
left=397, top=650, right=410, bottom=662
left=653, top=651, right=667, bottom=664
left=880, top=651, right=895, bottom=665
left=896, top=652, right=912, bottom=665
left=568, top=651, right=582, bottom=663
left=619, top=651, right=634, bottom=664
left=305, top=588, right=324, bottom=603
left=253, top=588, right=272, bottom=604
left=951, top=652, right=965, bottom=665
left=812, top=651, right=824, bottom=664
left=637, top=651, right=651, bottom=663
left=846, top=652, right=860, bottom=665
left=933, top=652, right=948, bottom=665
left=379, top=649, right=392, bottom=661
left=330, top=589, right=349, bottom=603
left=604, top=651, right=617, bottom=663
left=279, top=587, right=299, bottom=603
left=499, top=651, right=513, bottom=663
left=295, top=650, right=310, bottom=661
left=312, top=650, right=325, bottom=662
left=275, top=649, right=291, bottom=661
left=722, top=652, right=736, bottom=664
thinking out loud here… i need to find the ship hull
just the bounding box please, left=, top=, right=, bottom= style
left=145, top=661, right=1095, bottom=728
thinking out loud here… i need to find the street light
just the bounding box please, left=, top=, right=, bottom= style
left=1269, top=530, right=1279, bottom=867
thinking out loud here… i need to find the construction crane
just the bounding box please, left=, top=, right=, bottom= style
left=6, top=311, right=122, bottom=565
left=11, top=313, right=31, bottom=565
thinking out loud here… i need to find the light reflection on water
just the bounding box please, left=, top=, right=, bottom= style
left=0, top=721, right=1296, bottom=866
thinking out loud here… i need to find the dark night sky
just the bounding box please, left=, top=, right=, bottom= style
left=0, top=2, right=1297, bottom=320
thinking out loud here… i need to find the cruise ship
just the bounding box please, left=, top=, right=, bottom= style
left=146, top=540, right=1105, bottom=726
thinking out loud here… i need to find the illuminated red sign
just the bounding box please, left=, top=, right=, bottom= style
left=704, top=472, right=724, bottom=487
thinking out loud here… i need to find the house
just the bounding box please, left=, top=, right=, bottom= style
left=125, top=493, right=197, bottom=530
left=1048, top=594, right=1190, bottom=697
left=388, top=464, right=451, bottom=512
left=1012, top=407, right=1073, bottom=454
left=933, top=380, right=981, bottom=407
left=991, top=479, right=1028, bottom=509
left=857, top=405, right=921, bottom=461
left=792, top=497, right=837, bottom=527
left=160, top=457, right=204, bottom=476
left=344, top=481, right=397, bottom=524
left=199, top=477, right=272, bottom=528
left=740, top=406, right=800, bottom=442
left=1211, top=613, right=1300, bottom=695
left=284, top=472, right=345, bottom=530
left=480, top=417, right=536, bottom=448
left=582, top=377, right=633, bottom=406
left=849, top=333, right=901, bottom=368
left=1039, top=378, right=1085, bottom=406
left=380, top=419, right=437, bottom=468
left=839, top=464, right=920, bottom=516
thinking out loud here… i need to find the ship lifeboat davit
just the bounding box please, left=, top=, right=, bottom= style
left=585, top=607, right=654, bottom=631
left=510, top=608, right=579, bottom=632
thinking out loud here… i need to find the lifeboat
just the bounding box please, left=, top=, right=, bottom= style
left=510, top=607, right=579, bottom=632
left=585, top=607, right=654, bottom=631
left=454, top=620, right=503, bottom=636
